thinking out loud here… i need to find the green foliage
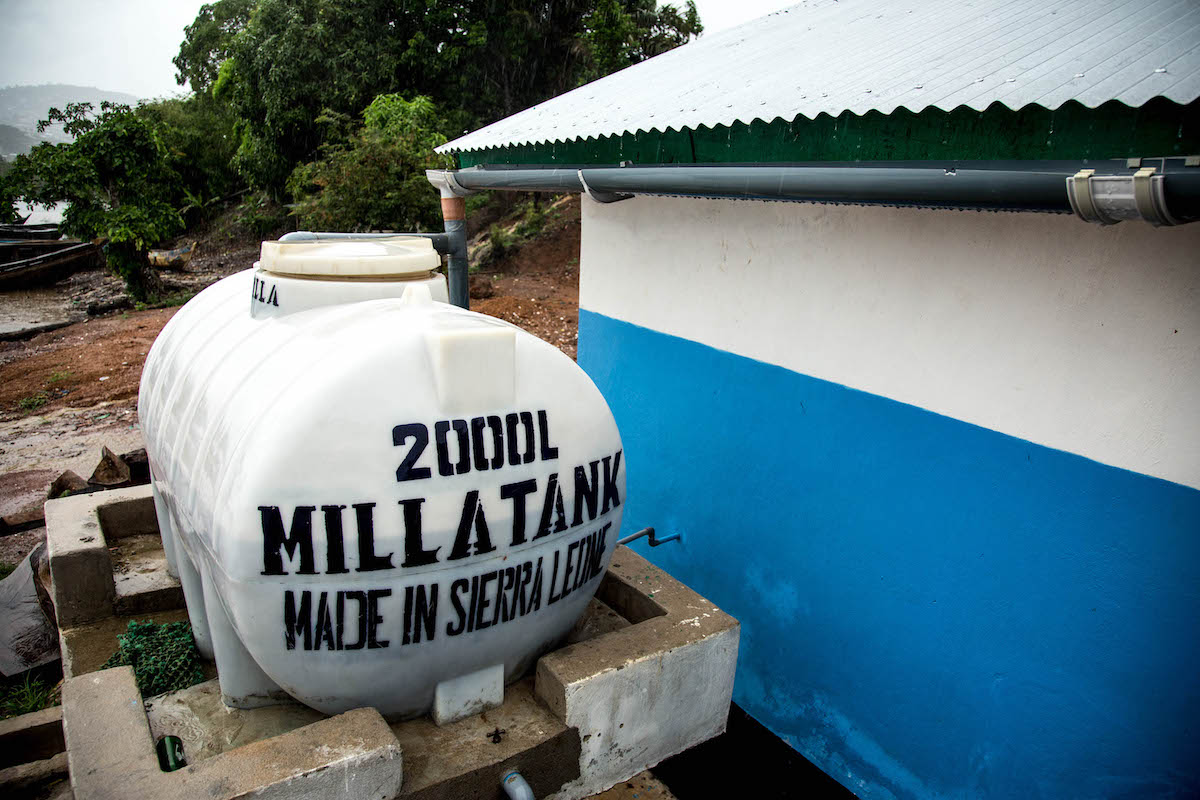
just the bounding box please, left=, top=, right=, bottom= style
left=0, top=162, right=18, bottom=223
left=287, top=94, right=451, bottom=233
left=6, top=103, right=183, bottom=300
left=0, top=673, right=59, bottom=719
left=133, top=289, right=198, bottom=311
left=173, top=0, right=255, bottom=95
left=17, top=392, right=49, bottom=412
left=181, top=1, right=703, bottom=194
left=0, top=562, right=15, bottom=580
left=137, top=95, right=242, bottom=222
left=583, top=0, right=702, bottom=80
left=232, top=191, right=288, bottom=236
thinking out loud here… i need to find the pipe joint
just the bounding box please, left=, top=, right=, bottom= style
left=1067, top=167, right=1180, bottom=226
left=426, top=169, right=472, bottom=198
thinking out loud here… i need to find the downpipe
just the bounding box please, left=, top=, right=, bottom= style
left=501, top=770, right=535, bottom=800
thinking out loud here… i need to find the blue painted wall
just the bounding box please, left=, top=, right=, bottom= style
left=579, top=310, right=1200, bottom=800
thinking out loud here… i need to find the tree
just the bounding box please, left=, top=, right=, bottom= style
left=173, top=0, right=255, bottom=95
left=582, top=0, right=702, bottom=81
left=179, top=0, right=704, bottom=194
left=7, top=103, right=183, bottom=299
left=1, top=158, right=19, bottom=224
left=138, top=95, right=242, bottom=222
left=287, top=94, right=452, bottom=233
left=216, top=0, right=442, bottom=193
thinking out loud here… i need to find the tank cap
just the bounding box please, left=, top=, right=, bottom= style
left=259, top=237, right=441, bottom=278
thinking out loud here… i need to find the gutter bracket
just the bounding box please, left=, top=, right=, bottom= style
left=1067, top=167, right=1179, bottom=226
left=578, top=170, right=633, bottom=204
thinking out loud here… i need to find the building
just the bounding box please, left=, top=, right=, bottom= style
left=430, top=2, right=1200, bottom=797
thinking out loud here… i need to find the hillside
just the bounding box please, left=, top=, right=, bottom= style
left=0, top=84, right=141, bottom=145
left=0, top=123, right=41, bottom=157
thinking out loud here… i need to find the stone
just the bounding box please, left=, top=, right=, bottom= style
left=48, top=470, right=90, bottom=500
left=119, top=448, right=150, bottom=485
left=0, top=502, right=44, bottom=535
left=88, top=447, right=130, bottom=488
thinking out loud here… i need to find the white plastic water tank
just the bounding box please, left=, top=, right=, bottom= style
left=138, top=237, right=624, bottom=720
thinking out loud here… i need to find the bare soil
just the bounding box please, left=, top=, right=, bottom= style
left=0, top=195, right=583, bottom=563
left=472, top=195, right=582, bottom=358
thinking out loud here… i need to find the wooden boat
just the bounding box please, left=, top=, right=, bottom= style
left=0, top=223, right=62, bottom=241
left=147, top=240, right=197, bottom=269
left=0, top=241, right=101, bottom=290
left=0, top=239, right=76, bottom=264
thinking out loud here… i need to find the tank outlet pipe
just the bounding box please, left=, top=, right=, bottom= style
left=279, top=230, right=452, bottom=251
left=618, top=526, right=681, bottom=547
left=501, top=770, right=536, bottom=800
left=427, top=170, right=472, bottom=309
left=427, top=159, right=1200, bottom=222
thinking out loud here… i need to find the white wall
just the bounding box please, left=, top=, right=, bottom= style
left=579, top=195, right=1200, bottom=490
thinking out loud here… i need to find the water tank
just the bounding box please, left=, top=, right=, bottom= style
left=138, top=237, right=625, bottom=719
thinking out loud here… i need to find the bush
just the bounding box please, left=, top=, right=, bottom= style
left=286, top=94, right=452, bottom=233
left=6, top=102, right=183, bottom=300
left=138, top=95, right=243, bottom=224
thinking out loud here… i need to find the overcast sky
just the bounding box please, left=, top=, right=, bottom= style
left=0, top=0, right=796, bottom=100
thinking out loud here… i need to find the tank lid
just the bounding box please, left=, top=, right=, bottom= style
left=259, top=237, right=441, bottom=278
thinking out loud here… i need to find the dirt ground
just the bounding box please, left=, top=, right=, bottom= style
left=471, top=194, right=582, bottom=359
left=0, top=195, right=583, bottom=562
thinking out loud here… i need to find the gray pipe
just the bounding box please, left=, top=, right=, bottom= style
left=431, top=160, right=1200, bottom=219
left=443, top=218, right=469, bottom=309
left=279, top=230, right=452, bottom=252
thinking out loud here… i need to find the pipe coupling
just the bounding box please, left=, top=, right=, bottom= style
left=1067, top=167, right=1180, bottom=226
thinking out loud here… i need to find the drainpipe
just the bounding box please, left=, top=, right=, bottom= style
left=501, top=770, right=535, bottom=800
left=427, top=158, right=1200, bottom=224
left=427, top=170, right=472, bottom=309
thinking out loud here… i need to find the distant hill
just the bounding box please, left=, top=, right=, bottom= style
left=0, top=84, right=141, bottom=147
left=0, top=123, right=41, bottom=157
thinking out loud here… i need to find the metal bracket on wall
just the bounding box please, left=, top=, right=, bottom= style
left=617, top=527, right=681, bottom=547
left=1066, top=166, right=1180, bottom=226
left=578, top=170, right=634, bottom=204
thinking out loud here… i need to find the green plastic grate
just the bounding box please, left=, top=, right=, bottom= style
left=101, top=620, right=205, bottom=697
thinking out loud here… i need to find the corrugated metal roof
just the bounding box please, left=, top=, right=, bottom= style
left=440, top=0, right=1200, bottom=154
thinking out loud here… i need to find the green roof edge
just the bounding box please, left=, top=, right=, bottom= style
left=455, top=98, right=1200, bottom=168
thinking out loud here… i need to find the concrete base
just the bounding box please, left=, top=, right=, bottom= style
left=49, top=486, right=739, bottom=800
left=45, top=485, right=182, bottom=628
left=0, top=705, right=69, bottom=797
left=64, top=667, right=404, bottom=800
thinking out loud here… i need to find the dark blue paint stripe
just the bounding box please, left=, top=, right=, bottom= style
left=579, top=309, right=1200, bottom=800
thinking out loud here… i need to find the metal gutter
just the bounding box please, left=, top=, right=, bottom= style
left=428, top=159, right=1200, bottom=224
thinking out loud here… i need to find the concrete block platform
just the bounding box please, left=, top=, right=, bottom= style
left=46, top=486, right=739, bottom=799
